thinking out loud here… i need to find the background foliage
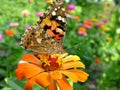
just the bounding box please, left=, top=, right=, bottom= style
left=0, top=0, right=120, bottom=90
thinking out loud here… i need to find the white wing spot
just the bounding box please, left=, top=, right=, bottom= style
left=36, top=38, right=42, bottom=43
left=62, top=18, right=65, bottom=22
left=62, top=8, right=65, bottom=11
left=58, top=16, right=62, bottom=20
left=52, top=11, right=56, bottom=16
left=55, top=8, right=57, bottom=11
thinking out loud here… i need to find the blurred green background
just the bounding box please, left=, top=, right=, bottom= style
left=0, top=0, right=120, bottom=90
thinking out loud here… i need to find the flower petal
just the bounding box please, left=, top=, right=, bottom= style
left=57, top=76, right=73, bottom=90
left=35, top=72, right=50, bottom=88
left=61, top=61, right=85, bottom=70
left=63, top=55, right=80, bottom=63
left=48, top=79, right=57, bottom=90
left=60, top=71, right=78, bottom=82
left=16, top=63, right=44, bottom=79
left=50, top=70, right=62, bottom=80
left=15, top=68, right=25, bottom=80
left=22, top=54, right=40, bottom=65
left=68, top=70, right=89, bottom=82
left=25, top=78, right=36, bottom=90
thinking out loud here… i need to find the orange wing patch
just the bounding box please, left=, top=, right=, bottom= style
left=40, top=15, right=65, bottom=40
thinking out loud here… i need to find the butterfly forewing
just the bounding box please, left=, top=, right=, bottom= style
left=21, top=0, right=66, bottom=54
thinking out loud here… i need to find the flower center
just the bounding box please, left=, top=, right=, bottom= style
left=37, top=54, right=62, bottom=71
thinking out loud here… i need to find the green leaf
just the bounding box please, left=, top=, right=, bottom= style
left=1, top=87, right=13, bottom=90
left=5, top=78, right=24, bottom=90
left=74, top=83, right=88, bottom=90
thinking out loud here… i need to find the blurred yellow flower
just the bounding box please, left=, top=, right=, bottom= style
left=101, top=25, right=109, bottom=32
left=104, top=1, right=113, bottom=6
left=21, top=10, right=30, bottom=17
left=92, top=18, right=97, bottom=22
left=106, top=37, right=112, bottom=42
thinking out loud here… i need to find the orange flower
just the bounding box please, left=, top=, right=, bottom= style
left=15, top=53, right=89, bottom=90
left=73, top=16, right=80, bottom=20
left=46, top=0, right=53, bottom=3
left=83, top=20, right=92, bottom=29
left=66, top=10, right=71, bottom=14
left=5, top=29, right=14, bottom=37
left=78, top=27, right=87, bottom=36
left=94, top=58, right=100, bottom=63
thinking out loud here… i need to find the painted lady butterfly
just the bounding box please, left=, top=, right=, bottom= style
left=21, top=0, right=66, bottom=54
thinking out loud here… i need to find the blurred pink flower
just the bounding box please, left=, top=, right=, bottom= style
left=83, top=20, right=92, bottom=29
left=36, top=12, right=43, bottom=17
left=105, top=13, right=110, bottom=17
left=78, top=27, right=87, bottom=36
left=67, top=4, right=76, bottom=10
left=21, top=10, right=30, bottom=17
left=15, top=42, right=19, bottom=46
left=9, top=22, right=19, bottom=27
left=83, top=24, right=92, bottom=29
left=78, top=23, right=83, bottom=27
left=28, top=0, right=32, bottom=3
left=102, top=19, right=109, bottom=23
left=98, top=31, right=103, bottom=35
left=0, top=33, right=3, bottom=41
left=95, top=23, right=103, bottom=27
left=25, top=25, right=31, bottom=30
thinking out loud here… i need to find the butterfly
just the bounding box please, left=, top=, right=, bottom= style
left=21, top=0, right=66, bottom=54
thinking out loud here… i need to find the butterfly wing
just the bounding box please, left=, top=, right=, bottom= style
left=21, top=0, right=66, bottom=54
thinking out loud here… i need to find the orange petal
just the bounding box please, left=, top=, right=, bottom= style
left=22, top=54, right=40, bottom=65
left=35, top=72, right=50, bottom=88
left=60, top=71, right=78, bottom=83
left=25, top=78, right=36, bottom=90
left=24, top=67, right=44, bottom=79
left=57, top=76, right=73, bottom=90
left=68, top=70, right=89, bottom=82
left=61, top=61, right=85, bottom=70
left=17, top=63, right=44, bottom=79
left=15, top=68, right=25, bottom=80
left=50, top=70, right=62, bottom=80
left=48, top=79, right=57, bottom=90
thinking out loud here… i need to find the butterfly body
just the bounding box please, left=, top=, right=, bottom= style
left=21, top=0, right=66, bottom=54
